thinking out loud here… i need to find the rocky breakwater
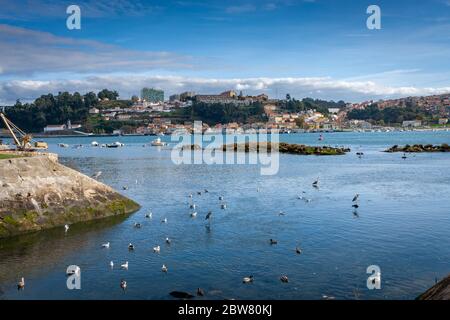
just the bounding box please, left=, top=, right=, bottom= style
left=0, top=152, right=140, bottom=238
left=385, top=143, right=450, bottom=153
left=221, top=142, right=350, bottom=155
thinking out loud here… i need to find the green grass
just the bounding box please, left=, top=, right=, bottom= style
left=0, top=153, right=21, bottom=160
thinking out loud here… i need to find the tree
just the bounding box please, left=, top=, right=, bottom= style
left=98, top=89, right=119, bottom=100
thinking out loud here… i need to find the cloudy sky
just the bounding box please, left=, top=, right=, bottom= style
left=0, top=0, right=449, bottom=104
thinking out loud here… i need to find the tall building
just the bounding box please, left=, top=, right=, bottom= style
left=141, top=88, right=164, bottom=103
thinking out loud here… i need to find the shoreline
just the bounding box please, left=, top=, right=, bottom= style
left=1, top=127, right=449, bottom=139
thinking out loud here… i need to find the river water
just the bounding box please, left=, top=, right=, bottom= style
left=0, top=131, right=449, bottom=300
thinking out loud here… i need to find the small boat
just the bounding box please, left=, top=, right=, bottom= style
left=151, top=137, right=166, bottom=146
left=58, top=143, right=69, bottom=148
left=106, top=142, right=124, bottom=148
left=318, top=134, right=324, bottom=141
left=91, top=141, right=99, bottom=147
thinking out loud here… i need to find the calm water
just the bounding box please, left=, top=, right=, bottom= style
left=1, top=131, right=449, bottom=300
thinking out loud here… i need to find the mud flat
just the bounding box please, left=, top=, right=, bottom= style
left=0, top=152, right=140, bottom=238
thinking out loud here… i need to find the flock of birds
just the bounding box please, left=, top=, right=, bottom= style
left=16, top=176, right=362, bottom=300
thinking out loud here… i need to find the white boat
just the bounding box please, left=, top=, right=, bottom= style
left=151, top=138, right=166, bottom=146
left=106, top=141, right=124, bottom=148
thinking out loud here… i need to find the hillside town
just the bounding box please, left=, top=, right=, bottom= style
left=2, top=88, right=450, bottom=136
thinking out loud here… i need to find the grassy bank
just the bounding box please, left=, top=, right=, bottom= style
left=0, top=153, right=22, bottom=160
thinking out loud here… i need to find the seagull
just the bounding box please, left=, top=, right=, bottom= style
left=190, top=204, right=196, bottom=210
left=353, top=210, right=359, bottom=218
left=219, top=196, right=224, bottom=201
left=197, top=191, right=202, bottom=195
left=402, top=154, right=407, bottom=160
left=243, top=276, right=254, bottom=284
left=270, top=239, right=278, bottom=245
left=278, top=211, right=286, bottom=216
left=145, top=212, right=152, bottom=219
left=161, top=264, right=168, bottom=273
left=189, top=194, right=193, bottom=198
left=280, top=275, right=289, bottom=283
left=64, top=224, right=69, bottom=232
left=352, top=204, right=359, bottom=209
left=197, top=288, right=205, bottom=296
left=122, top=186, right=128, bottom=190
left=92, top=171, right=102, bottom=179
left=134, top=222, right=141, bottom=228
left=221, top=203, right=227, bottom=209
left=153, top=245, right=161, bottom=253
left=297, top=195, right=304, bottom=200
left=352, top=194, right=360, bottom=202
left=120, top=279, right=127, bottom=290
left=190, top=211, right=197, bottom=218
left=205, top=211, right=212, bottom=221
left=204, top=189, right=209, bottom=193
left=322, top=295, right=336, bottom=300
left=165, top=237, right=171, bottom=245
left=121, top=261, right=129, bottom=269
left=128, top=243, right=135, bottom=250
left=17, top=277, right=25, bottom=290
left=110, top=261, right=114, bottom=269
left=161, top=218, right=167, bottom=223
left=101, top=242, right=110, bottom=248
left=312, top=178, right=319, bottom=188
left=296, top=247, right=302, bottom=254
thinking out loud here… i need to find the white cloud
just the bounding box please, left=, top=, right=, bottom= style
left=1, top=75, right=449, bottom=105
left=0, top=24, right=196, bottom=76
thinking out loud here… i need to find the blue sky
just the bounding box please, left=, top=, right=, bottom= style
left=0, top=0, right=449, bottom=103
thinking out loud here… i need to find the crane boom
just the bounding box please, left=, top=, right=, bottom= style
left=0, top=112, right=22, bottom=147
left=0, top=112, right=48, bottom=151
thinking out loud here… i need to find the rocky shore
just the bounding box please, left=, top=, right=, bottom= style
left=385, top=143, right=450, bottom=153
left=0, top=152, right=140, bottom=238
left=417, top=274, right=450, bottom=300
left=221, top=142, right=350, bottom=155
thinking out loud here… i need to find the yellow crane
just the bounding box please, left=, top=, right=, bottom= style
left=0, top=112, right=48, bottom=151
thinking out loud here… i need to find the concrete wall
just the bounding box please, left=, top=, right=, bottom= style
left=0, top=155, right=140, bottom=238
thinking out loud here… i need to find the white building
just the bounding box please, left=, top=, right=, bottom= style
left=44, top=124, right=66, bottom=132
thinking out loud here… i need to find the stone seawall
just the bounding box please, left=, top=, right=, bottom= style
left=0, top=154, right=140, bottom=238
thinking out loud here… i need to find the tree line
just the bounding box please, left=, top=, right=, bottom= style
left=347, top=104, right=432, bottom=125
left=3, top=89, right=119, bottom=132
